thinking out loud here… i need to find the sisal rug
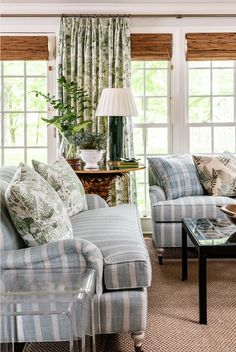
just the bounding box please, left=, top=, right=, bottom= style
left=18, top=239, right=236, bottom=352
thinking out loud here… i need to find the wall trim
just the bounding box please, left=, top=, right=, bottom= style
left=2, top=3, right=236, bottom=16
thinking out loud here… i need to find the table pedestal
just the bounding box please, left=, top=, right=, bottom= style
left=79, top=173, right=116, bottom=205
left=75, top=166, right=145, bottom=206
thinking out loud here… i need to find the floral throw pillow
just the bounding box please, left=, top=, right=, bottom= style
left=5, top=163, right=73, bottom=247
left=192, top=154, right=236, bottom=196
left=32, top=158, right=87, bottom=216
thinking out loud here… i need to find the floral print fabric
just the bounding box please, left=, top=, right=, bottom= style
left=58, top=16, right=136, bottom=204
left=5, top=163, right=73, bottom=247
left=58, top=17, right=130, bottom=122
left=193, top=154, right=236, bottom=196
left=32, top=158, right=88, bottom=216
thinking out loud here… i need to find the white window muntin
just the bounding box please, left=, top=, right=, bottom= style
left=132, top=60, right=171, bottom=214
left=187, top=60, right=236, bottom=154
left=0, top=61, right=56, bottom=165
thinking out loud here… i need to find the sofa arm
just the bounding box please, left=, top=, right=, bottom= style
left=86, top=194, right=108, bottom=209
left=0, top=239, right=104, bottom=295
left=149, top=185, right=166, bottom=205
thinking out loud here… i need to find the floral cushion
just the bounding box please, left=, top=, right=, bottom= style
left=5, top=163, right=73, bottom=247
left=193, top=154, right=236, bottom=196
left=148, top=155, right=204, bottom=200
left=32, top=158, right=87, bottom=216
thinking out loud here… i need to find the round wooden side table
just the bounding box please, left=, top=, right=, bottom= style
left=74, top=166, right=145, bottom=206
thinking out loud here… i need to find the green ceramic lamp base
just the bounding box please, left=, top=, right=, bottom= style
left=109, top=116, right=124, bottom=161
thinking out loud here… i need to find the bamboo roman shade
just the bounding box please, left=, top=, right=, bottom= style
left=0, top=36, right=49, bottom=60
left=131, top=33, right=172, bottom=60
left=186, top=33, right=236, bottom=61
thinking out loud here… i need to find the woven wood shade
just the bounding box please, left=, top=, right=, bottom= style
left=0, top=36, right=49, bottom=61
left=186, top=33, right=236, bottom=61
left=131, top=33, right=172, bottom=60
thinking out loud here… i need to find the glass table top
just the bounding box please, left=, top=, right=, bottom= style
left=0, top=268, right=96, bottom=304
left=0, top=269, right=96, bottom=348
left=183, top=218, right=236, bottom=246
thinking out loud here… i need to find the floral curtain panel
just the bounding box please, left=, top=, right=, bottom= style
left=58, top=16, right=136, bottom=204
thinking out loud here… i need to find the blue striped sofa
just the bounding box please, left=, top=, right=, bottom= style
left=148, top=156, right=236, bottom=260
left=0, top=166, right=151, bottom=352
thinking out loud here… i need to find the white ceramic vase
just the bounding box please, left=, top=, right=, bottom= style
left=80, top=149, right=104, bottom=169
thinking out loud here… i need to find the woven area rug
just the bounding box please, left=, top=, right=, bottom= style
left=19, top=239, right=236, bottom=352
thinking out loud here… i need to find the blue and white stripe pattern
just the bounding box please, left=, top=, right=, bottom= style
left=151, top=195, right=236, bottom=222
left=152, top=222, right=193, bottom=248
left=1, top=288, right=147, bottom=342
left=71, top=204, right=152, bottom=290
left=0, top=239, right=148, bottom=342
left=1, top=180, right=26, bottom=251
left=0, top=166, right=27, bottom=250
left=0, top=166, right=17, bottom=182
left=98, top=288, right=147, bottom=334
left=0, top=239, right=103, bottom=342
left=148, top=155, right=205, bottom=200
left=0, top=239, right=104, bottom=295
left=1, top=166, right=150, bottom=343
left=149, top=178, right=236, bottom=248
left=85, top=194, right=108, bottom=210
left=149, top=185, right=166, bottom=204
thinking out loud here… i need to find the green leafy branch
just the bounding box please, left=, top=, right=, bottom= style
left=32, top=76, right=93, bottom=143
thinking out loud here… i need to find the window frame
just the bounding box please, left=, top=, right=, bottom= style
left=0, top=60, right=57, bottom=166
left=186, top=59, right=236, bottom=155
left=131, top=60, right=172, bottom=215
left=131, top=27, right=236, bottom=217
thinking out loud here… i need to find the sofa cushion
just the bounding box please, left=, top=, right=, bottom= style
left=0, top=166, right=17, bottom=183
left=148, top=155, right=204, bottom=200
left=32, top=158, right=87, bottom=216
left=0, top=180, right=26, bottom=251
left=5, top=163, right=73, bottom=247
left=70, top=204, right=151, bottom=290
left=151, top=195, right=236, bottom=222
left=193, top=154, right=236, bottom=197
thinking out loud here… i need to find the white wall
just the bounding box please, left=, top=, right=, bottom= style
left=0, top=17, right=60, bottom=34
left=1, top=15, right=236, bottom=37
left=2, top=1, right=236, bottom=15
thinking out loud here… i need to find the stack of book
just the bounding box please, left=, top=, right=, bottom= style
left=108, top=160, right=140, bottom=169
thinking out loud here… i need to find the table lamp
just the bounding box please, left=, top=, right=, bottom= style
left=96, top=87, right=138, bottom=161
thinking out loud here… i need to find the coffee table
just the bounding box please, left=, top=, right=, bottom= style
left=0, top=268, right=96, bottom=352
left=182, top=218, right=236, bottom=324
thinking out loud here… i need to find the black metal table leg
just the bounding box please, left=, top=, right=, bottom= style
left=182, top=225, right=188, bottom=281
left=199, top=250, right=207, bottom=324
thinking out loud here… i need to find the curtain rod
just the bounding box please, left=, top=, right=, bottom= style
left=2, top=14, right=236, bottom=18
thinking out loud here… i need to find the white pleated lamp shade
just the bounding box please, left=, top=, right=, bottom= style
left=95, top=88, right=138, bottom=117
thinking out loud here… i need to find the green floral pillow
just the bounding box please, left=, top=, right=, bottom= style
left=5, top=163, right=73, bottom=247
left=32, top=158, right=87, bottom=216
left=193, top=154, right=236, bottom=196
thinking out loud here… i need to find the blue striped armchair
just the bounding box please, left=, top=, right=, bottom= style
left=148, top=155, right=236, bottom=264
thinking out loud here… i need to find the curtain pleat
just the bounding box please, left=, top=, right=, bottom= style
left=58, top=16, right=136, bottom=204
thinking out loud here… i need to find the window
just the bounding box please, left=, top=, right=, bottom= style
left=0, top=60, right=48, bottom=165
left=186, top=33, right=236, bottom=154
left=188, top=60, right=236, bottom=153
left=0, top=35, right=56, bottom=165
left=131, top=31, right=236, bottom=216
left=131, top=60, right=171, bottom=213
left=131, top=33, right=172, bottom=214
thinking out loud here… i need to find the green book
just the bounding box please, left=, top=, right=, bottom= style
left=115, top=164, right=139, bottom=169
